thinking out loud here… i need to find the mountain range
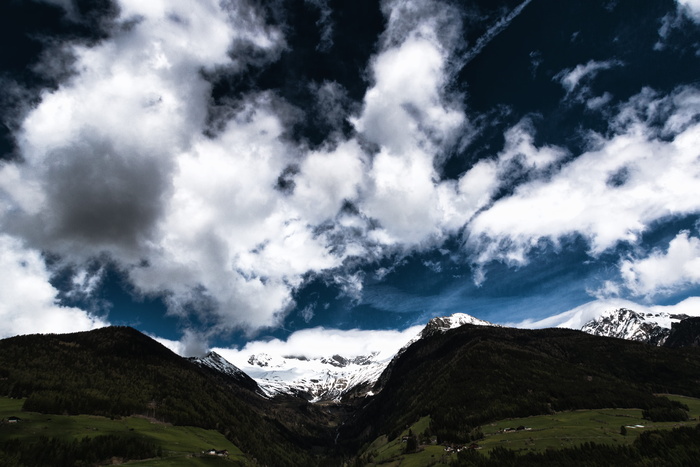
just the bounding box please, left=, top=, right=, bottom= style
left=3, top=309, right=700, bottom=465
left=193, top=309, right=699, bottom=404
left=195, top=313, right=495, bottom=403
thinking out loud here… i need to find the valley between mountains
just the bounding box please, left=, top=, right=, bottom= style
left=2, top=309, right=700, bottom=466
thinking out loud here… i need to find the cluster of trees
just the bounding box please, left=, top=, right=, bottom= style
left=452, top=424, right=700, bottom=466
left=0, top=434, right=159, bottom=466
left=642, top=400, right=689, bottom=422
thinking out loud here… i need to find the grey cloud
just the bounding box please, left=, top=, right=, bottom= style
left=309, top=81, right=355, bottom=137
left=304, top=0, right=334, bottom=52
left=380, top=0, right=464, bottom=51
left=41, top=137, right=172, bottom=251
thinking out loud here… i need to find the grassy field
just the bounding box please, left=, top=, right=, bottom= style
left=360, top=416, right=453, bottom=467
left=360, top=394, right=700, bottom=466
left=0, top=397, right=248, bottom=465
left=5, top=394, right=700, bottom=466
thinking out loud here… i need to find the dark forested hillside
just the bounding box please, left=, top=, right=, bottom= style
left=3, top=325, right=700, bottom=465
left=339, top=325, right=700, bottom=449
left=0, top=327, right=339, bottom=466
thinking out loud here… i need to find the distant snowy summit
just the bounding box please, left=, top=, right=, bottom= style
left=239, top=312, right=495, bottom=403
left=242, top=351, right=388, bottom=402
left=579, top=308, right=689, bottom=346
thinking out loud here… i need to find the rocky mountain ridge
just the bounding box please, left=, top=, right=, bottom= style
left=579, top=308, right=690, bottom=346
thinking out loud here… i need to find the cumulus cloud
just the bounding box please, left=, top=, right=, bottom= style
left=4, top=0, right=561, bottom=338
left=2, top=0, right=493, bottom=337
left=5, top=0, right=694, bottom=342
left=620, top=231, right=700, bottom=296
left=0, top=234, right=107, bottom=338
left=352, top=21, right=466, bottom=249
left=0, top=0, right=290, bottom=335
left=214, top=325, right=424, bottom=363
left=2, top=0, right=284, bottom=260
left=129, top=96, right=348, bottom=331
left=468, top=86, right=700, bottom=269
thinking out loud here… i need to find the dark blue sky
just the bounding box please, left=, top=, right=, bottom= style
left=1, top=0, right=699, bottom=353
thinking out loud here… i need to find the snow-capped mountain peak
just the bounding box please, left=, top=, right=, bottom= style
left=421, top=312, right=494, bottom=336
left=580, top=308, right=689, bottom=345
left=224, top=312, right=494, bottom=403
left=398, top=312, right=496, bottom=353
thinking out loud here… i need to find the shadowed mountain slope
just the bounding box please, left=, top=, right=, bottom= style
left=340, top=324, right=700, bottom=448
left=0, top=326, right=339, bottom=466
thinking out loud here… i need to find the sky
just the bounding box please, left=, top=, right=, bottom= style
left=1, top=0, right=699, bottom=359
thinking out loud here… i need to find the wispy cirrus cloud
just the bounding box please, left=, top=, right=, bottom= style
left=554, top=59, right=623, bottom=108
left=512, top=296, right=700, bottom=330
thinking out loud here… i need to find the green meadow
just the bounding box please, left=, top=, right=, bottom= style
left=0, top=397, right=248, bottom=465
left=360, top=394, right=700, bottom=466
left=4, top=394, right=700, bottom=466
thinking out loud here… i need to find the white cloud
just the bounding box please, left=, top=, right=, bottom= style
left=555, top=60, right=622, bottom=95
left=6, top=0, right=694, bottom=342
left=0, top=1, right=291, bottom=334
left=512, top=296, right=700, bottom=330
left=127, top=96, right=353, bottom=332
left=151, top=335, right=186, bottom=355
left=3, top=0, right=489, bottom=336
left=151, top=329, right=209, bottom=357
left=586, top=92, right=613, bottom=110
left=214, top=325, right=424, bottom=364
left=0, top=234, right=107, bottom=338
left=2, top=0, right=284, bottom=260
left=620, top=231, right=700, bottom=296
left=354, top=30, right=464, bottom=155
left=677, top=0, right=700, bottom=21
left=3, top=0, right=554, bottom=337
left=468, top=87, right=700, bottom=267
left=292, top=140, right=367, bottom=225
